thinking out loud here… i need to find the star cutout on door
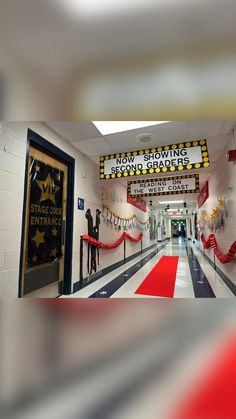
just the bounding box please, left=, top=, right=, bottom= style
left=50, top=248, right=57, bottom=258
left=32, top=229, right=45, bottom=247
left=36, top=173, right=60, bottom=204
left=52, top=227, right=58, bottom=237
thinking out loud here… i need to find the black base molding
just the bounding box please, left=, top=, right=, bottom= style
left=73, top=239, right=169, bottom=293
left=198, top=246, right=236, bottom=296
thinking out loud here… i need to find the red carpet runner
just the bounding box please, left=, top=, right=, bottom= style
left=135, top=256, right=179, bottom=298
left=170, top=337, right=236, bottom=419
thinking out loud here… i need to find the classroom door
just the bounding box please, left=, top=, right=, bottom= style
left=20, top=146, right=68, bottom=297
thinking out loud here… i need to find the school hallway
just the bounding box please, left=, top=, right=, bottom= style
left=0, top=121, right=235, bottom=298
left=67, top=237, right=234, bottom=299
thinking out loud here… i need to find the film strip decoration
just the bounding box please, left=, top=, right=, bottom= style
left=102, top=205, right=148, bottom=232
left=100, top=140, right=209, bottom=179
left=127, top=174, right=200, bottom=198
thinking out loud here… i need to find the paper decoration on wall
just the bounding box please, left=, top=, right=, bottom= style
left=83, top=232, right=143, bottom=250
left=101, top=185, right=109, bottom=202
left=85, top=208, right=101, bottom=275
left=199, top=198, right=228, bottom=233
left=28, top=159, right=63, bottom=267
left=201, top=234, right=236, bottom=264
left=127, top=196, right=147, bottom=212
left=100, top=140, right=209, bottom=179
left=102, top=205, right=149, bottom=232
left=127, top=174, right=200, bottom=197
left=149, top=213, right=157, bottom=240
left=198, top=181, right=209, bottom=208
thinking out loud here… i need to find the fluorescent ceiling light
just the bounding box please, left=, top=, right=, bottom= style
left=159, top=200, right=184, bottom=204
left=93, top=121, right=169, bottom=135
left=167, top=208, right=183, bottom=211
left=59, top=1, right=175, bottom=19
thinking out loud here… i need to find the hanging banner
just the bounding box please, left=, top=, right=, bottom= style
left=198, top=181, right=209, bottom=208
left=100, top=140, right=209, bottom=179
left=27, top=159, right=64, bottom=268
left=127, top=174, right=200, bottom=197
left=127, top=196, right=147, bottom=212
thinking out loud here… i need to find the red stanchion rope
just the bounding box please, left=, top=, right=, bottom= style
left=201, top=234, right=236, bottom=264
left=83, top=232, right=143, bottom=250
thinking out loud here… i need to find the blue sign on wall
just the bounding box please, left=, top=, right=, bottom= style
left=78, top=198, right=84, bottom=210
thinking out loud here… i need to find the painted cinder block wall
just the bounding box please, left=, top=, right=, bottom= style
left=198, top=129, right=236, bottom=287
left=0, top=122, right=150, bottom=297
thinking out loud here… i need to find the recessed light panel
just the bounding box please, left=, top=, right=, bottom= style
left=93, top=121, right=169, bottom=135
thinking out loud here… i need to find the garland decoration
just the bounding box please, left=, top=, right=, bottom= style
left=83, top=232, right=143, bottom=250
left=201, top=234, right=236, bottom=264
left=102, top=205, right=149, bottom=232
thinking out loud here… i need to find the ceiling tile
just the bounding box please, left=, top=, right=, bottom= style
left=72, top=137, right=113, bottom=156
left=47, top=121, right=101, bottom=142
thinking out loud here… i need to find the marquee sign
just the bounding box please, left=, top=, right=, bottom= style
left=127, top=174, right=200, bottom=197
left=100, top=140, right=209, bottom=179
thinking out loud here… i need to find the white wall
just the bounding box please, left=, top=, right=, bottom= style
left=198, top=130, right=236, bottom=286
left=0, top=122, right=151, bottom=297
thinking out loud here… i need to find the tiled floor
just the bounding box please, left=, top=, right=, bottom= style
left=64, top=239, right=234, bottom=298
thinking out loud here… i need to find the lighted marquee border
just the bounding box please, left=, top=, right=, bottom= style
left=99, top=139, right=209, bottom=179
left=127, top=174, right=200, bottom=198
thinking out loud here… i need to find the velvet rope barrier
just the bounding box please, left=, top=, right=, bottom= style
left=83, top=232, right=143, bottom=250
left=201, top=234, right=236, bottom=264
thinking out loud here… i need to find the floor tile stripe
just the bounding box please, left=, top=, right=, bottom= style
left=89, top=243, right=167, bottom=298
left=186, top=246, right=215, bottom=298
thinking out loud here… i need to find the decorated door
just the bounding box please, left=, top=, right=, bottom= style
left=21, top=146, right=68, bottom=297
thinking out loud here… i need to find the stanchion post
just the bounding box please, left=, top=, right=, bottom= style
left=124, top=237, right=126, bottom=262
left=141, top=237, right=143, bottom=254
left=80, top=235, right=84, bottom=286
left=213, top=251, right=216, bottom=270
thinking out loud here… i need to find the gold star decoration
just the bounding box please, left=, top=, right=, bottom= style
left=218, top=199, right=225, bottom=208
left=35, top=164, right=40, bottom=172
left=36, top=173, right=60, bottom=204
left=32, top=229, right=45, bottom=247
left=50, top=248, right=57, bottom=257
left=52, top=227, right=58, bottom=237
left=211, top=207, right=220, bottom=220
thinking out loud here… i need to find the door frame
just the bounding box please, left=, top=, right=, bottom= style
left=18, top=129, right=75, bottom=297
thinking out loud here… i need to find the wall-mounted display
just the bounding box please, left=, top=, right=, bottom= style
left=127, top=196, right=147, bottom=212
left=198, top=181, right=209, bottom=208
left=102, top=205, right=148, bottom=232
left=149, top=212, right=157, bottom=240
left=199, top=198, right=228, bottom=233
left=127, top=174, right=199, bottom=197
left=28, top=160, right=63, bottom=267
left=100, top=140, right=209, bottom=179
